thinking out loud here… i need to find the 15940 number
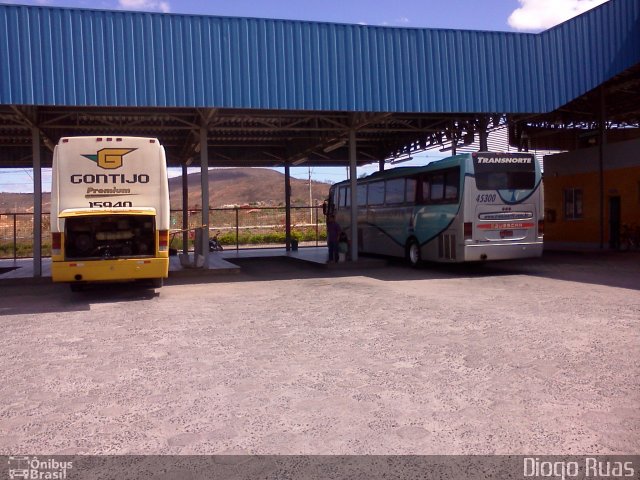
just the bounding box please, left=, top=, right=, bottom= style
left=476, top=194, right=497, bottom=203
left=88, top=201, right=133, bottom=208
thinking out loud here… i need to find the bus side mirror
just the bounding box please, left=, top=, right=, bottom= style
left=322, top=201, right=328, bottom=216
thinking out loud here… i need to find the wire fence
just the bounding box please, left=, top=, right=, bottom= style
left=0, top=206, right=327, bottom=259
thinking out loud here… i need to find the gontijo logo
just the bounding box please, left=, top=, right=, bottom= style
left=82, top=148, right=136, bottom=170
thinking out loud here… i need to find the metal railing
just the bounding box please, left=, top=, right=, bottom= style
left=0, top=206, right=327, bottom=259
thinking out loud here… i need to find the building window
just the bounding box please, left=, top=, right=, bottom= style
left=563, top=188, right=583, bottom=219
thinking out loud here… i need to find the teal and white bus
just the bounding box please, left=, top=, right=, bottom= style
left=326, top=152, right=543, bottom=265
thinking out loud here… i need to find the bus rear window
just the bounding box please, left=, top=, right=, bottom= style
left=475, top=171, right=535, bottom=190
left=65, top=214, right=155, bottom=259
left=473, top=153, right=536, bottom=190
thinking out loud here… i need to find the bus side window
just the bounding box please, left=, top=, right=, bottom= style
left=444, top=168, right=460, bottom=201
left=406, top=178, right=417, bottom=204
left=421, top=177, right=431, bottom=203
left=357, top=184, right=367, bottom=206
left=430, top=174, right=444, bottom=201
left=368, top=181, right=384, bottom=205
left=385, top=178, right=405, bottom=204
left=338, top=186, right=351, bottom=208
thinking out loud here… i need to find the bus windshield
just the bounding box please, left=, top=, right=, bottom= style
left=473, top=153, right=536, bottom=190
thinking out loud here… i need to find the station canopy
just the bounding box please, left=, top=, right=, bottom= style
left=0, top=0, right=638, bottom=169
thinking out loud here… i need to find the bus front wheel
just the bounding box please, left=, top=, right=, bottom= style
left=406, top=239, right=422, bottom=267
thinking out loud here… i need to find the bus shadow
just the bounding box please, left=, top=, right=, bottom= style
left=365, top=251, right=640, bottom=291
left=167, top=252, right=640, bottom=292
left=403, top=252, right=640, bottom=291
left=0, top=282, right=159, bottom=316
left=513, top=250, right=640, bottom=291
left=167, top=255, right=521, bottom=286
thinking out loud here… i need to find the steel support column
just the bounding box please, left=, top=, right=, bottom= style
left=182, top=163, right=189, bottom=255
left=478, top=117, right=489, bottom=152
left=200, top=125, right=210, bottom=267
left=285, top=163, right=292, bottom=251
left=598, top=87, right=606, bottom=250
left=349, top=129, right=358, bottom=262
left=451, top=121, right=457, bottom=155
left=32, top=127, right=42, bottom=277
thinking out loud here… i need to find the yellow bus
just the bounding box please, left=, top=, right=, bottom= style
left=50, top=136, right=170, bottom=290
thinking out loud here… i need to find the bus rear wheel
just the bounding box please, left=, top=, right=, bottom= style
left=407, top=239, right=422, bottom=267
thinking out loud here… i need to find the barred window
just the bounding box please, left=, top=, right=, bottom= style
left=563, top=188, right=583, bottom=219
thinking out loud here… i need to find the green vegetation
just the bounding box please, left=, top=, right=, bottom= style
left=218, top=227, right=326, bottom=246
left=169, top=227, right=327, bottom=251
left=0, top=241, right=51, bottom=258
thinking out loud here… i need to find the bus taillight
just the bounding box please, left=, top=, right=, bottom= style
left=538, top=219, right=544, bottom=236
left=52, top=232, right=62, bottom=255
left=464, top=222, right=473, bottom=240
left=158, top=230, right=169, bottom=251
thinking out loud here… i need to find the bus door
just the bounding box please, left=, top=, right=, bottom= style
left=364, top=181, right=386, bottom=254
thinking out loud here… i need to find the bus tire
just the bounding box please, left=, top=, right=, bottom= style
left=151, top=278, right=163, bottom=288
left=406, top=239, right=422, bottom=267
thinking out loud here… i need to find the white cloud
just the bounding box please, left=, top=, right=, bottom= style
left=508, top=0, right=608, bottom=31
left=117, top=0, right=170, bottom=13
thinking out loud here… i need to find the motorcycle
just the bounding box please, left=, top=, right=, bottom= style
left=209, top=233, right=224, bottom=252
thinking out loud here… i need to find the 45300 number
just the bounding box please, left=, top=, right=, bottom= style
left=476, top=194, right=497, bottom=203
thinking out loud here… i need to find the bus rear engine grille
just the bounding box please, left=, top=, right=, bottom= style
left=438, top=234, right=456, bottom=260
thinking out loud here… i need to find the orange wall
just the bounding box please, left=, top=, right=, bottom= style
left=544, top=166, right=640, bottom=246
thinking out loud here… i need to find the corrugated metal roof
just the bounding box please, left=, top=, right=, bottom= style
left=0, top=0, right=638, bottom=113
left=539, top=0, right=640, bottom=109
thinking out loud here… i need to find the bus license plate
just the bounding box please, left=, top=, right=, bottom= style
left=500, top=230, right=513, bottom=239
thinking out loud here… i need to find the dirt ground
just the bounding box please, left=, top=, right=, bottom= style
left=0, top=251, right=638, bottom=455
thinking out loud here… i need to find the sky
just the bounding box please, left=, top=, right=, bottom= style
left=0, top=0, right=609, bottom=193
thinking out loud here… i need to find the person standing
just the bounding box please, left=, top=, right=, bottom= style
left=338, top=231, right=350, bottom=262
left=326, top=214, right=340, bottom=263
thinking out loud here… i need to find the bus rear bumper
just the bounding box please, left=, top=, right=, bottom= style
left=463, top=242, right=543, bottom=261
left=52, top=257, right=169, bottom=283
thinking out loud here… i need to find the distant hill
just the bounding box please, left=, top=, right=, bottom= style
left=169, top=168, right=330, bottom=209
left=0, top=192, right=51, bottom=213
left=0, top=168, right=330, bottom=213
